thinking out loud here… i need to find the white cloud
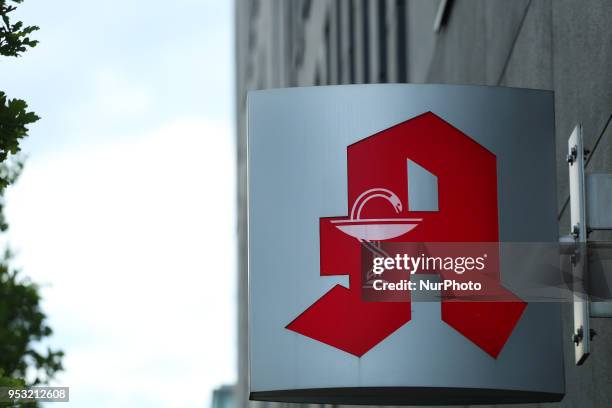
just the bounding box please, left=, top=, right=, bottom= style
left=5, top=117, right=237, bottom=407
left=91, top=68, right=154, bottom=117
left=2, top=0, right=236, bottom=405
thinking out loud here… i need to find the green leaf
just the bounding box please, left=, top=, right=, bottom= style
left=0, top=0, right=39, bottom=57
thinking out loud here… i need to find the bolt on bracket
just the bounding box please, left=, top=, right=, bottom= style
left=566, top=123, right=612, bottom=365
left=568, top=124, right=591, bottom=365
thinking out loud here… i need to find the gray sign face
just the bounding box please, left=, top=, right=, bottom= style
left=248, top=85, right=564, bottom=405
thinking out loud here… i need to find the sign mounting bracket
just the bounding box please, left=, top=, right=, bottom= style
left=566, top=124, right=612, bottom=366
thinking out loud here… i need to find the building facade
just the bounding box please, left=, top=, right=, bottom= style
left=212, top=385, right=236, bottom=408
left=235, top=1, right=612, bottom=407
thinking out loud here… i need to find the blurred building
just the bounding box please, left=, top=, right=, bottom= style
left=235, top=1, right=612, bottom=407
left=212, top=384, right=235, bottom=408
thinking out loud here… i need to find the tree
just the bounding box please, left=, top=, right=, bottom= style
left=1, top=0, right=40, bottom=189
left=0, top=0, right=38, bottom=58
left=0, top=0, right=64, bottom=400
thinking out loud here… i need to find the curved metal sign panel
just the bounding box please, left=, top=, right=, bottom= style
left=247, top=85, right=564, bottom=405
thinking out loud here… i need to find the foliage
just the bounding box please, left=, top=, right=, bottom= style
left=0, top=0, right=62, bottom=398
left=0, top=369, right=24, bottom=387
left=0, top=0, right=39, bottom=57
left=0, top=94, right=38, bottom=190
left=0, top=0, right=40, bottom=191
left=0, top=247, right=64, bottom=384
left=0, top=369, right=26, bottom=408
left=0, top=159, right=22, bottom=231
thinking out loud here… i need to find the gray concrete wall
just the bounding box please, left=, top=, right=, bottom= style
left=235, top=1, right=612, bottom=407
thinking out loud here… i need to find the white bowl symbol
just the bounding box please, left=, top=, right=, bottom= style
left=331, top=188, right=421, bottom=241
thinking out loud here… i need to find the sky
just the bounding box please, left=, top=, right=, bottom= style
left=2, top=1, right=236, bottom=407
